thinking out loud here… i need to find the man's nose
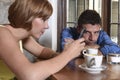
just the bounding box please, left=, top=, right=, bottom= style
left=89, top=33, right=95, bottom=41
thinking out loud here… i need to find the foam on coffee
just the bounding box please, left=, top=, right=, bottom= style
left=85, top=54, right=97, bottom=56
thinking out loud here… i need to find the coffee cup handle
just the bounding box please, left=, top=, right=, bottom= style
left=87, top=58, right=95, bottom=68
left=82, top=49, right=87, bottom=55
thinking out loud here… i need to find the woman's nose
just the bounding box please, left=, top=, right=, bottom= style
left=45, top=21, right=49, bottom=29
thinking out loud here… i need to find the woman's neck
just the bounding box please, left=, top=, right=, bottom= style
left=5, top=25, right=29, bottom=41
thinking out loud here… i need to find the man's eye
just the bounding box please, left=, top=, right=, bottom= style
left=95, top=31, right=100, bottom=34
left=84, top=31, right=89, bottom=34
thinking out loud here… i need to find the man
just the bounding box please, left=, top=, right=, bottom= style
left=61, top=9, right=120, bottom=56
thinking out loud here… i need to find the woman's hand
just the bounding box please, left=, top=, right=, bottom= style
left=63, top=38, right=85, bottom=58
left=64, top=38, right=74, bottom=49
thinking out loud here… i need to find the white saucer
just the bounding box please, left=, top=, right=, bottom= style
left=79, top=64, right=107, bottom=74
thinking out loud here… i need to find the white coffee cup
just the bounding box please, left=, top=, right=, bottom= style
left=107, top=54, right=120, bottom=64
left=84, top=54, right=103, bottom=68
left=82, top=48, right=98, bottom=55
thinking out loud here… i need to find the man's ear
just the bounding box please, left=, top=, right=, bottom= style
left=100, top=28, right=102, bottom=30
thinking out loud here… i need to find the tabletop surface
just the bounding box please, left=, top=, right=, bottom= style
left=49, top=58, right=120, bottom=80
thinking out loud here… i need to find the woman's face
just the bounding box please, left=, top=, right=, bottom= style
left=30, top=18, right=49, bottom=39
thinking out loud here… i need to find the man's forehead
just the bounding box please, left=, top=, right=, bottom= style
left=83, top=24, right=101, bottom=31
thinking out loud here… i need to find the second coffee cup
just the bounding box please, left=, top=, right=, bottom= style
left=82, top=48, right=98, bottom=55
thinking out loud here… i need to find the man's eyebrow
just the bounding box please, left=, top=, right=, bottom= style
left=96, top=30, right=101, bottom=32
left=84, top=30, right=100, bottom=33
left=94, top=31, right=100, bottom=33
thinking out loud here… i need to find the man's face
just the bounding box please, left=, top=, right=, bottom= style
left=82, top=24, right=101, bottom=45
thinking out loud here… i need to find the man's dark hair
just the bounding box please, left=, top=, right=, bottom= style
left=78, top=9, right=102, bottom=27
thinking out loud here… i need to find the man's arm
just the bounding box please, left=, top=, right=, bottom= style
left=61, top=28, right=74, bottom=50
left=98, top=30, right=120, bottom=55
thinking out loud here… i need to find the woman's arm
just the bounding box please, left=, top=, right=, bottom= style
left=23, top=37, right=58, bottom=59
left=0, top=28, right=85, bottom=80
left=30, top=38, right=85, bottom=79
left=0, top=28, right=32, bottom=80
left=22, top=37, right=85, bottom=80
left=37, top=47, right=58, bottom=59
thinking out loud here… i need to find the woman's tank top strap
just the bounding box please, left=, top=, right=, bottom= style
left=0, top=25, right=5, bottom=27
left=19, top=40, right=23, bottom=53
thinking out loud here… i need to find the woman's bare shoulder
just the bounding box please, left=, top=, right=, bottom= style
left=0, top=27, right=16, bottom=57
left=0, top=27, right=14, bottom=45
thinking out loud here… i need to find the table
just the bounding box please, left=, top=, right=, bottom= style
left=49, top=58, right=120, bottom=80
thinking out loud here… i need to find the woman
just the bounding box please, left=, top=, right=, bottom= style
left=0, top=0, right=85, bottom=80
